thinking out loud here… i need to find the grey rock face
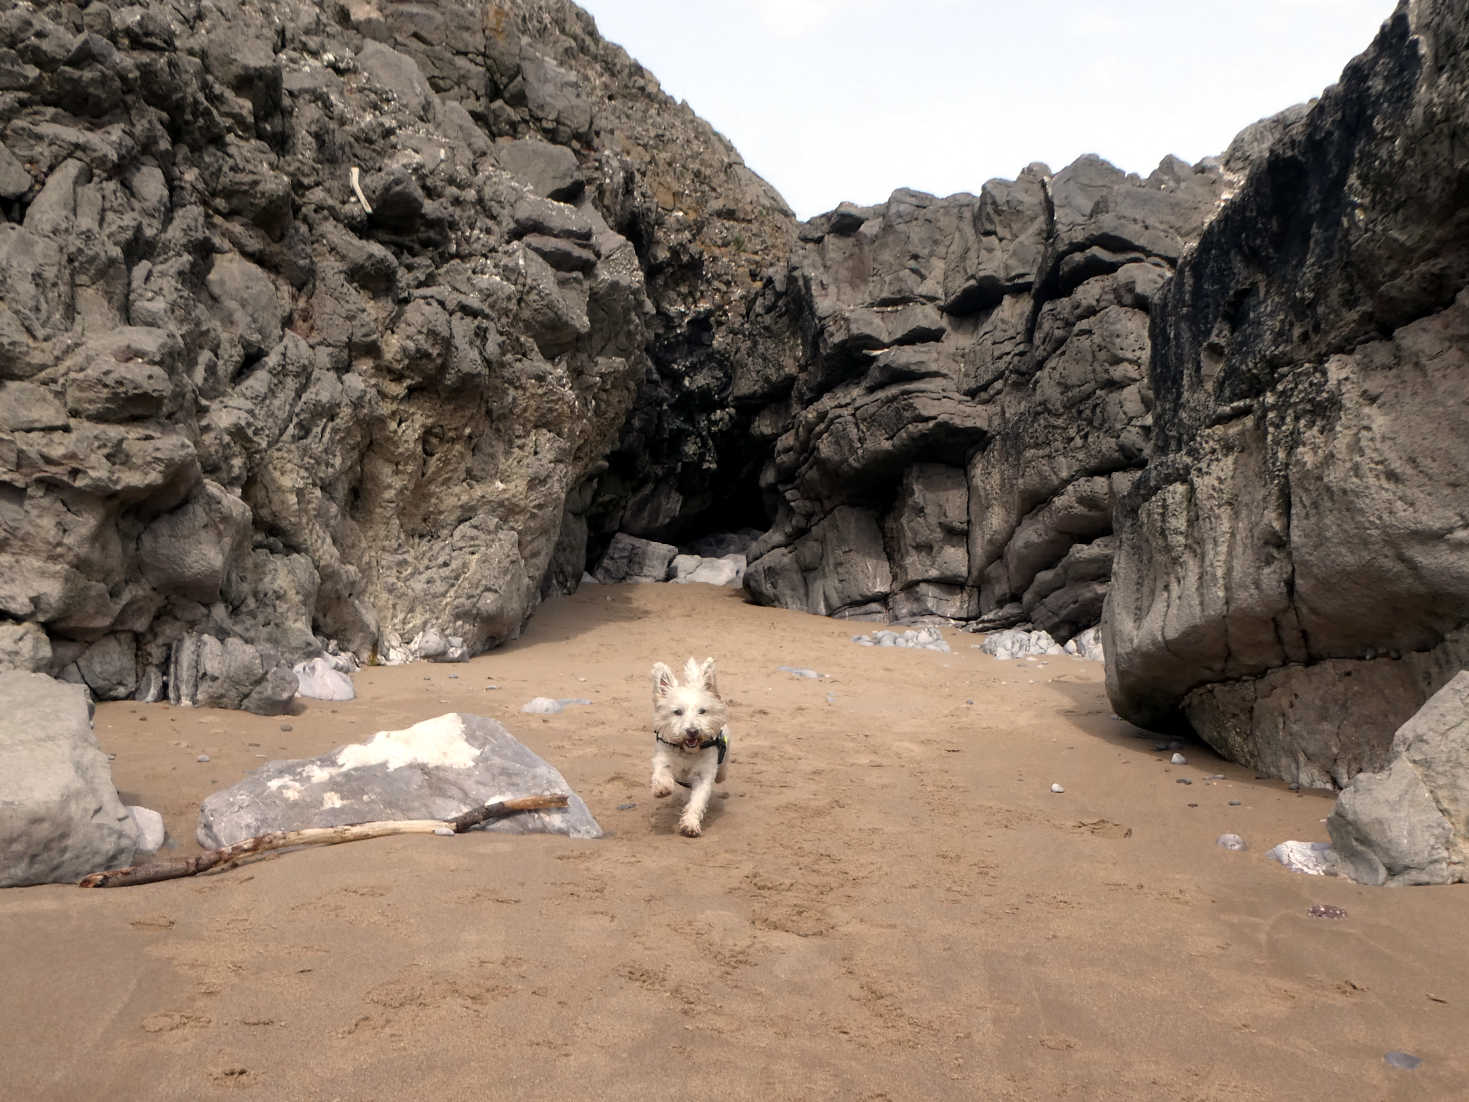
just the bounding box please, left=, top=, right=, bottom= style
left=0, top=671, right=139, bottom=887
left=197, top=712, right=601, bottom=847
left=744, top=156, right=1231, bottom=634
left=1327, top=671, right=1469, bottom=886
left=2, top=0, right=790, bottom=706
left=1106, top=0, right=1469, bottom=784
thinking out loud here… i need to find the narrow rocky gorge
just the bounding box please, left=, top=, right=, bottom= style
left=2, top=0, right=1467, bottom=829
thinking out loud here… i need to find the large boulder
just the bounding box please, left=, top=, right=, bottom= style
left=744, top=157, right=1232, bottom=632
left=1105, top=0, right=1469, bottom=785
left=0, top=671, right=139, bottom=887
left=1327, top=671, right=1469, bottom=885
left=197, top=713, right=601, bottom=847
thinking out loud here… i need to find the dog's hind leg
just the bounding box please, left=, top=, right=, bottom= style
left=678, top=771, right=715, bottom=837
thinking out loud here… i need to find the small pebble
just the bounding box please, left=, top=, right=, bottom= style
left=1308, top=903, right=1348, bottom=920
left=777, top=666, right=822, bottom=679
left=1171, top=752, right=1187, bottom=765
left=1176, top=778, right=1192, bottom=785
left=1217, top=833, right=1248, bottom=851
left=1288, top=782, right=1301, bottom=791
left=1384, top=1051, right=1421, bottom=1070
left=1187, top=802, right=1198, bottom=808
left=196, top=754, right=210, bottom=763
left=1152, top=742, right=1170, bottom=752
left=432, top=827, right=454, bottom=837
left=1228, top=799, right=1242, bottom=806
left=107, top=752, right=117, bottom=761
left=448, top=674, right=459, bottom=680
left=616, top=802, right=636, bottom=811
left=280, top=724, right=293, bottom=732
left=1050, top=783, right=1065, bottom=793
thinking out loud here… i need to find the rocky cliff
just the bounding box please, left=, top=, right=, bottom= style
left=0, top=0, right=793, bottom=708
left=742, top=157, right=1236, bottom=633
left=1105, top=0, right=1469, bottom=786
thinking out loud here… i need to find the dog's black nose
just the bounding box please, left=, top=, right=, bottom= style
left=685, top=728, right=700, bottom=738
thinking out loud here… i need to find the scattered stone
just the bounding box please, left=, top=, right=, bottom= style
left=280, top=724, right=294, bottom=733
left=1171, top=752, right=1187, bottom=765
left=520, top=697, right=592, bottom=715
left=1266, top=840, right=1340, bottom=877
left=977, top=629, right=1064, bottom=660
left=617, top=802, right=636, bottom=811
left=1229, top=800, right=1242, bottom=806
left=1384, top=1052, right=1421, bottom=1070
left=128, top=806, right=166, bottom=853
left=197, top=713, right=602, bottom=847
left=294, top=657, right=355, bottom=702
left=1176, top=778, right=1192, bottom=785
left=196, top=754, right=211, bottom=763
left=593, top=533, right=678, bottom=584
left=777, top=666, right=822, bottom=680
left=851, top=626, right=950, bottom=652
left=670, top=553, right=747, bottom=587
left=1062, top=627, right=1105, bottom=662
left=1307, top=903, right=1348, bottom=919
left=1217, top=833, right=1247, bottom=851
left=1050, top=783, right=1065, bottom=793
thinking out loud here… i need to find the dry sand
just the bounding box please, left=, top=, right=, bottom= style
left=2, top=583, right=1465, bottom=1100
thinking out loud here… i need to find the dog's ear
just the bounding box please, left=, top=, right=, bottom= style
left=692, top=656, right=718, bottom=696
left=651, top=662, right=677, bottom=704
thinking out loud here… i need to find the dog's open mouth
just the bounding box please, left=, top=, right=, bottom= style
left=682, top=735, right=703, bottom=749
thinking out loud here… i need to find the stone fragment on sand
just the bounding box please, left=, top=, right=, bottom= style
left=1384, top=1052, right=1421, bottom=1070
left=1171, top=752, right=1187, bottom=765
left=294, top=657, right=355, bottom=701
left=1216, top=833, right=1247, bottom=851
left=197, top=713, right=601, bottom=847
left=777, top=666, right=823, bottom=679
left=1050, top=783, right=1065, bottom=793
left=521, top=697, right=591, bottom=714
left=1265, top=840, right=1340, bottom=877
left=128, top=806, right=166, bottom=853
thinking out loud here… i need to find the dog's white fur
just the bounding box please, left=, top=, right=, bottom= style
left=650, top=657, right=729, bottom=838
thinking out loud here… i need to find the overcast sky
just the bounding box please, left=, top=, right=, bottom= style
left=577, top=0, right=1398, bottom=220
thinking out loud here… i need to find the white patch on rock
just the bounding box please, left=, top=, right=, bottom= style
left=1265, top=840, right=1339, bottom=876
left=267, top=777, right=304, bottom=800
left=321, top=791, right=343, bottom=810
left=334, top=714, right=480, bottom=771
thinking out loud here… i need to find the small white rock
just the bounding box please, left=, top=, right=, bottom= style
left=1216, top=833, right=1248, bottom=851
left=1050, top=783, right=1065, bottom=793
left=1170, top=752, right=1187, bottom=765
left=196, top=754, right=211, bottom=763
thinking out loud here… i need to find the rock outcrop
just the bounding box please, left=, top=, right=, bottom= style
left=1105, top=0, right=1469, bottom=786
left=0, top=0, right=787, bottom=706
left=1328, top=671, right=1469, bottom=886
left=0, top=670, right=140, bottom=886
left=744, top=158, right=1233, bottom=630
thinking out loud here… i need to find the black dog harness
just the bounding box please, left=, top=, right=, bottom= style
left=654, top=727, right=728, bottom=787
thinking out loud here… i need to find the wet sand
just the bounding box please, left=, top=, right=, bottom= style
left=2, top=582, right=1464, bottom=1100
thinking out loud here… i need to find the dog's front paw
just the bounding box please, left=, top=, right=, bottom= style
left=651, top=779, right=675, bottom=798
left=678, top=818, right=703, bottom=838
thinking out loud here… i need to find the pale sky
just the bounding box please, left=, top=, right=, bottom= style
left=577, top=0, right=1398, bottom=220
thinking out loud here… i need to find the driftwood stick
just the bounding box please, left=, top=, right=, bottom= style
left=448, top=793, right=568, bottom=832
left=78, top=794, right=570, bottom=889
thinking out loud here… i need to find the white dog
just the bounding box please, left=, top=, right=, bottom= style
left=650, top=657, right=729, bottom=837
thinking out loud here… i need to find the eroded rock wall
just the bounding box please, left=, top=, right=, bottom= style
left=0, top=0, right=788, bottom=706
left=1105, top=0, right=1469, bottom=786
left=744, top=158, right=1233, bottom=631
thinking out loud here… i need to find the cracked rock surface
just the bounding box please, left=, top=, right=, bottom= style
left=1105, top=0, right=1469, bottom=785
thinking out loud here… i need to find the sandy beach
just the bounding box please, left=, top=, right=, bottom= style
left=2, top=582, right=1464, bottom=1100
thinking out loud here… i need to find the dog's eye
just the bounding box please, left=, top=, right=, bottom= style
left=673, top=708, right=683, bottom=716
left=697, top=708, right=706, bottom=715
